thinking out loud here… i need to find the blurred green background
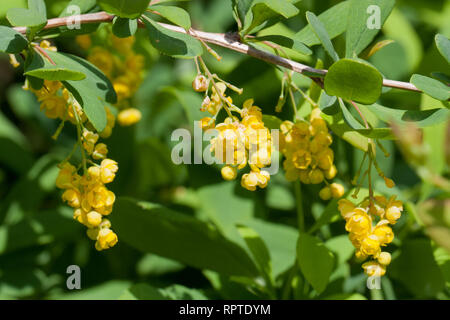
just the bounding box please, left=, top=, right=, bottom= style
left=0, top=0, right=449, bottom=300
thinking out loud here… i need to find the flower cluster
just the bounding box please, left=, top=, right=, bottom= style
left=77, top=33, right=144, bottom=126
left=338, top=195, right=403, bottom=277
left=279, top=108, right=344, bottom=198
left=56, top=156, right=119, bottom=251
left=212, top=100, right=272, bottom=191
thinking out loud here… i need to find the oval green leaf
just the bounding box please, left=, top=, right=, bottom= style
left=98, top=0, right=149, bottom=19
left=0, top=26, right=28, bottom=54
left=150, top=5, right=191, bottom=30
left=324, top=58, right=383, bottom=104
left=410, top=74, right=450, bottom=101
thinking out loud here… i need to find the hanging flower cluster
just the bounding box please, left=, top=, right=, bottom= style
left=279, top=108, right=344, bottom=198
left=77, top=32, right=144, bottom=126
left=18, top=41, right=119, bottom=251
left=193, top=72, right=273, bottom=191
left=338, top=195, right=403, bottom=277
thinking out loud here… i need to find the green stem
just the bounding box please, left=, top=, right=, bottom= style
left=294, top=181, right=305, bottom=232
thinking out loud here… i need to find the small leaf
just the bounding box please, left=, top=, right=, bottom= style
left=150, top=5, right=191, bottom=30
left=431, top=72, right=450, bottom=84
left=305, top=11, right=339, bottom=62
left=243, top=0, right=299, bottom=35
left=262, top=114, right=282, bottom=130
left=143, top=16, right=203, bottom=59
left=297, top=233, right=335, bottom=294
left=367, top=103, right=450, bottom=128
left=338, top=98, right=365, bottom=130
left=24, top=50, right=86, bottom=81
left=435, top=34, right=450, bottom=64
left=362, top=40, right=395, bottom=59
left=324, top=58, right=383, bottom=104
left=253, top=35, right=312, bottom=55
left=112, top=17, right=138, bottom=38
left=295, top=1, right=349, bottom=47
left=410, top=74, right=450, bottom=102
left=43, top=50, right=117, bottom=132
left=98, top=0, right=149, bottom=19
left=345, top=0, right=395, bottom=58
left=6, top=0, right=47, bottom=28
left=318, top=91, right=338, bottom=115
left=0, top=26, right=28, bottom=54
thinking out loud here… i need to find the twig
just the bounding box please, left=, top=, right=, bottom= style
left=13, top=12, right=422, bottom=93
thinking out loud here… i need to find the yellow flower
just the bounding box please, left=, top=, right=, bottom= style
left=88, top=47, right=114, bottom=77
left=292, top=149, right=312, bottom=170
left=113, top=82, right=131, bottom=102
left=324, top=165, right=338, bottom=180
left=360, top=234, right=381, bottom=257
left=362, top=261, right=386, bottom=277
left=62, top=189, right=81, bottom=208
left=373, top=220, right=394, bottom=246
left=345, top=210, right=371, bottom=236
left=86, top=185, right=116, bottom=209
left=40, top=96, right=67, bottom=119
left=100, top=159, right=119, bottom=184
left=117, top=108, right=142, bottom=126
left=309, top=169, right=324, bottom=184
left=338, top=199, right=356, bottom=220
left=385, top=196, right=403, bottom=224
left=95, top=228, right=118, bottom=251
left=56, top=163, right=77, bottom=189
left=241, top=171, right=259, bottom=191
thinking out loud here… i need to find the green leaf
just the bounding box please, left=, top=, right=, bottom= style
left=252, top=35, right=312, bottom=55
left=390, top=239, right=445, bottom=298
left=24, top=50, right=86, bottom=81
left=42, top=50, right=116, bottom=132
left=318, top=91, right=338, bottom=115
left=98, top=0, right=149, bottom=19
left=410, top=74, right=450, bottom=102
left=143, top=16, right=203, bottom=59
left=111, top=198, right=258, bottom=277
left=0, top=26, right=28, bottom=53
left=297, top=233, right=335, bottom=294
left=305, top=11, right=339, bottom=62
left=324, top=58, right=383, bottom=104
left=345, top=0, right=395, bottom=58
left=112, top=17, right=138, bottom=38
left=243, top=0, right=300, bottom=35
left=150, top=5, right=191, bottom=30
left=338, top=98, right=365, bottom=129
left=435, top=34, right=450, bottom=64
left=262, top=114, right=282, bottom=130
left=431, top=72, right=450, bottom=84
left=295, top=1, right=349, bottom=47
left=237, top=225, right=273, bottom=288
left=366, top=103, right=450, bottom=128
left=119, top=283, right=168, bottom=300
left=322, top=112, right=370, bottom=151
left=6, top=0, right=47, bottom=28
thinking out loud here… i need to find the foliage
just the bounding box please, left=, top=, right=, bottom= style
left=0, top=0, right=449, bottom=301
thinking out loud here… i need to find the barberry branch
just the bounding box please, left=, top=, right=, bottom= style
left=13, top=11, right=422, bottom=93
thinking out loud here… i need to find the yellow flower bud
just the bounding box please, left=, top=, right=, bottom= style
left=62, top=189, right=81, bottom=208
left=309, top=169, right=324, bottom=184
left=86, top=211, right=103, bottom=227
left=378, top=252, right=391, bottom=265
left=92, top=143, right=108, bottom=160
left=330, top=183, right=345, bottom=198
left=384, top=177, right=395, bottom=188
left=221, top=165, right=237, bottom=181
left=117, top=108, right=142, bottom=126
left=192, top=75, right=209, bottom=92
left=385, top=205, right=402, bottom=224
left=200, top=117, right=215, bottom=131
left=319, top=186, right=332, bottom=201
